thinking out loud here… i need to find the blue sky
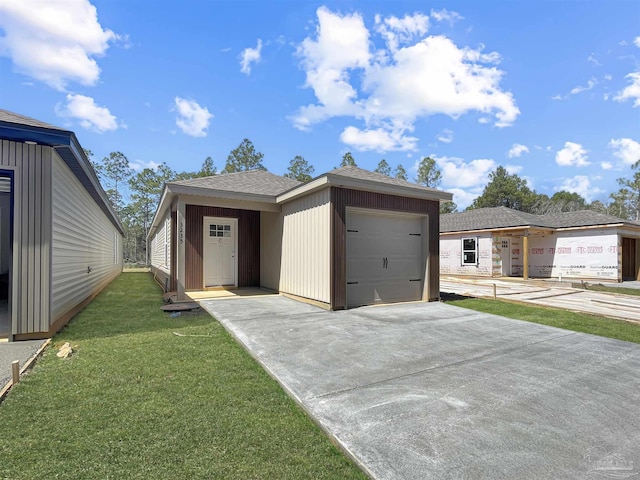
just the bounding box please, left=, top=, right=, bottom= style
left=1, top=0, right=638, bottom=208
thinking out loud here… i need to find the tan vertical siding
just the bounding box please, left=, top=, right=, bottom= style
left=331, top=187, right=440, bottom=309
left=0, top=140, right=52, bottom=335
left=280, top=189, right=331, bottom=304
left=51, top=153, right=122, bottom=323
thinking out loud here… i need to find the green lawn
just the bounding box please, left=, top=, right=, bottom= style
left=0, top=273, right=366, bottom=480
left=586, top=284, right=640, bottom=297
left=444, top=295, right=640, bottom=344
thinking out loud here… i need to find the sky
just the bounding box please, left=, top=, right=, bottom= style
left=0, top=0, right=639, bottom=209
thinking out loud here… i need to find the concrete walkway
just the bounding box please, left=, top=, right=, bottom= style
left=441, top=276, right=640, bottom=322
left=0, top=339, right=46, bottom=396
left=200, top=296, right=640, bottom=480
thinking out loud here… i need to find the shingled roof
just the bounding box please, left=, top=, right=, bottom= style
left=0, top=109, right=68, bottom=131
left=327, top=166, right=444, bottom=194
left=169, top=170, right=301, bottom=197
left=441, top=206, right=640, bottom=233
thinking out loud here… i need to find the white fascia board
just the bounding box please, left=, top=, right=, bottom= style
left=168, top=184, right=277, bottom=204
left=276, top=176, right=330, bottom=203
left=178, top=193, right=281, bottom=213
left=276, top=174, right=453, bottom=204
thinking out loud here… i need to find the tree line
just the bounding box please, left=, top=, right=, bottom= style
left=87, top=138, right=640, bottom=265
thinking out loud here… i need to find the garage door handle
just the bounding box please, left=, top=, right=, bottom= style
left=382, top=257, right=388, bottom=269
left=347, top=281, right=358, bottom=285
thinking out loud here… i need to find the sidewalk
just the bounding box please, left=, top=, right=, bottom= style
left=441, top=276, right=640, bottom=323
left=0, top=339, right=47, bottom=399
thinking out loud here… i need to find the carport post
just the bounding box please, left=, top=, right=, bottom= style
left=523, top=233, right=529, bottom=280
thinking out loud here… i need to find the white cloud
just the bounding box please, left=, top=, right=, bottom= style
left=634, top=36, right=640, bottom=48
left=430, top=9, right=464, bottom=25
left=604, top=74, right=612, bottom=81
left=614, top=72, right=640, bottom=107
left=0, top=0, right=119, bottom=90
left=507, top=143, right=529, bottom=158
left=556, top=175, right=603, bottom=202
left=435, top=156, right=496, bottom=188
left=600, top=161, right=613, bottom=170
left=375, top=13, right=429, bottom=52
left=437, top=129, right=453, bottom=143
left=340, top=125, right=417, bottom=152
left=240, top=39, right=263, bottom=75
left=130, top=159, right=160, bottom=172
left=446, top=187, right=480, bottom=209
left=609, top=137, right=640, bottom=165
left=569, top=77, right=597, bottom=95
left=587, top=54, right=601, bottom=66
left=173, top=97, right=213, bottom=137
left=55, top=94, right=118, bottom=133
left=505, top=164, right=523, bottom=174
left=555, top=141, right=589, bottom=167
left=292, top=7, right=519, bottom=151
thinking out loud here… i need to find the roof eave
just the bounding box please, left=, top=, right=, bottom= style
left=166, top=183, right=277, bottom=204
left=276, top=174, right=453, bottom=204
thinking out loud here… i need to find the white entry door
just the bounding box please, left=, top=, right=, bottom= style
left=499, top=237, right=511, bottom=276
left=203, top=217, right=237, bottom=287
left=346, top=210, right=424, bottom=307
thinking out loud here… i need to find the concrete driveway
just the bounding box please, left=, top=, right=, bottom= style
left=200, top=296, right=640, bottom=480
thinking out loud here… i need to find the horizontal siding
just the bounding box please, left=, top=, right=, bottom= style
left=0, top=140, right=51, bottom=335
left=185, top=205, right=259, bottom=290
left=51, top=153, right=122, bottom=321
left=280, top=189, right=331, bottom=303
left=150, top=212, right=170, bottom=271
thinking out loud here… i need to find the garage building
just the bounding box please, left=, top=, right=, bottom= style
left=148, top=166, right=452, bottom=309
left=0, top=110, right=124, bottom=341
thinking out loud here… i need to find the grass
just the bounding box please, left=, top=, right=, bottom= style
left=0, top=273, right=366, bottom=480
left=443, top=294, right=640, bottom=344
left=585, top=283, right=640, bottom=297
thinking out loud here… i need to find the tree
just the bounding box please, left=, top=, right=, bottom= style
left=469, top=166, right=537, bottom=212
left=531, top=191, right=588, bottom=214
left=284, top=155, right=314, bottom=183
left=394, top=164, right=408, bottom=181
left=101, top=151, right=132, bottom=213
left=619, top=164, right=640, bottom=221
left=340, top=152, right=356, bottom=167
left=374, top=159, right=391, bottom=176
left=224, top=139, right=266, bottom=173
left=415, top=156, right=442, bottom=188
left=127, top=163, right=175, bottom=264
left=198, top=156, right=217, bottom=177
left=440, top=201, right=458, bottom=214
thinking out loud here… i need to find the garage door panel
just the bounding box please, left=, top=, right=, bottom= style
left=347, top=279, right=422, bottom=307
left=346, top=211, right=424, bottom=307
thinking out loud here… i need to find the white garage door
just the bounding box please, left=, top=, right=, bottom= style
left=346, top=210, right=424, bottom=307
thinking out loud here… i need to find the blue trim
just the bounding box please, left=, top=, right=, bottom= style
left=0, top=121, right=124, bottom=234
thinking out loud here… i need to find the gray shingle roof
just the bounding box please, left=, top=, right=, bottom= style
left=441, top=206, right=640, bottom=233
left=0, top=109, right=68, bottom=131
left=327, top=166, right=444, bottom=194
left=169, top=169, right=301, bottom=196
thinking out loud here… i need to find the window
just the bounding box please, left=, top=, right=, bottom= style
left=462, top=237, right=478, bottom=265
left=209, top=224, right=231, bottom=237
left=501, top=240, right=509, bottom=249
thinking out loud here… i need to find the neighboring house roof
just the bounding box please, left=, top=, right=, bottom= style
left=170, top=170, right=301, bottom=196
left=441, top=206, right=640, bottom=233
left=0, top=109, right=123, bottom=234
